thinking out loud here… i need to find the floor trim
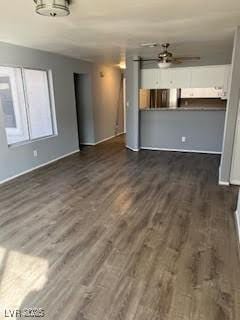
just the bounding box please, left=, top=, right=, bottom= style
left=126, top=145, right=140, bottom=152
left=0, top=149, right=80, bottom=185
left=140, top=146, right=222, bottom=154
left=219, top=181, right=230, bottom=186
left=230, top=179, right=240, bottom=186
left=81, top=132, right=124, bottom=146
left=80, top=142, right=96, bottom=146
left=95, top=132, right=124, bottom=145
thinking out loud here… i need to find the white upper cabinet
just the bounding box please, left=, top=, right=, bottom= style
left=159, top=68, right=191, bottom=88
left=140, top=65, right=231, bottom=93
left=141, top=69, right=160, bottom=89
left=190, top=65, right=228, bottom=88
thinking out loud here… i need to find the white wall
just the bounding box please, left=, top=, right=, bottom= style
left=91, top=64, right=124, bottom=143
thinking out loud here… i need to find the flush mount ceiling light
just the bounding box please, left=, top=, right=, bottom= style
left=34, top=0, right=70, bottom=17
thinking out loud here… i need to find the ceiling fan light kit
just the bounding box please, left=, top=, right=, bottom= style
left=158, top=61, right=172, bottom=69
left=34, top=0, right=70, bottom=17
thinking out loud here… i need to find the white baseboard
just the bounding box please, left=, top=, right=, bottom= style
left=219, top=181, right=230, bottom=186
left=126, top=145, right=140, bottom=152
left=80, top=142, right=95, bottom=146
left=116, top=132, right=125, bottom=136
left=234, top=210, right=240, bottom=244
left=230, top=180, right=240, bottom=186
left=0, top=149, right=80, bottom=185
left=140, top=146, right=222, bottom=155
left=81, top=132, right=125, bottom=146
left=96, top=132, right=124, bottom=145
left=218, top=166, right=230, bottom=186
left=95, top=134, right=117, bottom=145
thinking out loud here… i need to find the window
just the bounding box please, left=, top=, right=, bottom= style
left=0, top=67, right=29, bottom=144
left=0, top=66, right=56, bottom=145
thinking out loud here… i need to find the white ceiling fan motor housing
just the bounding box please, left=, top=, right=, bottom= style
left=34, top=0, right=70, bottom=17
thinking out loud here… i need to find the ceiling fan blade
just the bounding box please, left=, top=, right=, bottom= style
left=141, top=61, right=160, bottom=65
left=133, top=58, right=159, bottom=62
left=174, top=56, right=200, bottom=61
left=172, top=59, right=182, bottom=64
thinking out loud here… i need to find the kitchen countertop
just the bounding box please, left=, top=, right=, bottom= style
left=140, top=107, right=226, bottom=111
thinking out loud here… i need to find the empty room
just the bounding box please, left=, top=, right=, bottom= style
left=0, top=1, right=240, bottom=319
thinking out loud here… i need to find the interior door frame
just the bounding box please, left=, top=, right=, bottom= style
left=123, top=77, right=126, bottom=134
left=230, top=98, right=240, bottom=184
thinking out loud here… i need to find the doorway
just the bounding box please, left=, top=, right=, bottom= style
left=74, top=73, right=95, bottom=148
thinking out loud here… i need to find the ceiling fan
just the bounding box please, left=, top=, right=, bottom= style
left=135, top=43, right=200, bottom=69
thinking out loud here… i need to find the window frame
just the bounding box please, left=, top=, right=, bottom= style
left=0, top=64, right=58, bottom=147
left=1, top=67, right=28, bottom=143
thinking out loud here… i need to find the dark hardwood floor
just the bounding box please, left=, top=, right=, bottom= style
left=0, top=135, right=239, bottom=320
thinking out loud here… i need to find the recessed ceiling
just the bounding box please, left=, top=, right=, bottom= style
left=1, top=0, right=240, bottom=64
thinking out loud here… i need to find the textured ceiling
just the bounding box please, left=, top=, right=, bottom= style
left=1, top=0, right=240, bottom=64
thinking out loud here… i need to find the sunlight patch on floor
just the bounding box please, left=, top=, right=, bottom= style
left=0, top=247, right=48, bottom=314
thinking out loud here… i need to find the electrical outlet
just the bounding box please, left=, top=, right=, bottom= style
left=181, top=136, right=186, bottom=143
left=33, top=150, right=38, bottom=157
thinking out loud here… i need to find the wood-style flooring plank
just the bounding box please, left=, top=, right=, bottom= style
left=0, top=135, right=239, bottom=320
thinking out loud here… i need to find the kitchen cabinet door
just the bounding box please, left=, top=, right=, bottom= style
left=141, top=65, right=231, bottom=91
left=141, top=69, right=160, bottom=89
left=191, top=65, right=226, bottom=88
left=158, top=69, right=170, bottom=88
left=169, top=68, right=191, bottom=88
left=159, top=68, right=191, bottom=88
